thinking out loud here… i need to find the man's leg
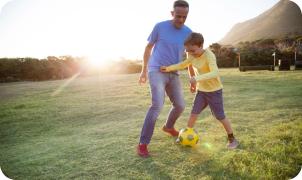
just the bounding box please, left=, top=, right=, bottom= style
left=139, top=72, right=166, bottom=144
left=164, top=73, right=185, bottom=129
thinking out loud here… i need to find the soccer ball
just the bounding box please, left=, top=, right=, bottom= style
left=177, top=128, right=199, bottom=147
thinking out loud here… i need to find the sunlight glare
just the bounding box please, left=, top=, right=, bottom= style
left=51, top=72, right=81, bottom=96
left=202, top=142, right=213, bottom=150
left=86, top=55, right=113, bottom=70
left=87, top=57, right=105, bottom=67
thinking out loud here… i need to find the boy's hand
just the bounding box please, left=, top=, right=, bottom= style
left=190, top=76, right=197, bottom=84
left=190, top=83, right=196, bottom=93
left=160, top=66, right=168, bottom=72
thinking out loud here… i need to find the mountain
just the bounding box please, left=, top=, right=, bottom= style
left=219, top=0, right=302, bottom=45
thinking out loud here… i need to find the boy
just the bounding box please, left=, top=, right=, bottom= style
left=160, top=32, right=239, bottom=149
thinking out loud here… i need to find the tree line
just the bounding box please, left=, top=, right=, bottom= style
left=0, top=36, right=301, bottom=82
left=0, top=56, right=141, bottom=82
left=210, top=36, right=302, bottom=67
left=0, top=56, right=83, bottom=82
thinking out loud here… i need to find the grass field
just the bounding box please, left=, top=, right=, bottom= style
left=0, top=69, right=301, bottom=179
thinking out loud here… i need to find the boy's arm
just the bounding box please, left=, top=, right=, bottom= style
left=165, top=59, right=192, bottom=72
left=188, top=65, right=196, bottom=93
left=188, top=65, right=195, bottom=77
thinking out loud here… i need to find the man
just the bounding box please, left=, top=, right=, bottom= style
left=137, top=0, right=195, bottom=157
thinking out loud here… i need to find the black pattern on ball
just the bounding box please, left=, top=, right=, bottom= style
left=179, top=136, right=183, bottom=142
left=187, top=134, right=194, bottom=141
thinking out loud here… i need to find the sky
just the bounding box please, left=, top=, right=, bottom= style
left=0, top=0, right=301, bottom=63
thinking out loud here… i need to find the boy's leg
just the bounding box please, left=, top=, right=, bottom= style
left=220, top=118, right=233, bottom=134
left=189, top=91, right=208, bottom=128
left=187, top=113, right=199, bottom=128
left=206, top=90, right=238, bottom=148
left=139, top=72, right=166, bottom=145
left=218, top=117, right=238, bottom=148
left=206, top=90, right=234, bottom=135
left=164, top=73, right=185, bottom=129
left=206, top=89, right=227, bottom=124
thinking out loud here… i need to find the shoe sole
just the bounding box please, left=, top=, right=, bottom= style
left=137, top=153, right=150, bottom=158
left=162, top=129, right=179, bottom=137
left=162, top=132, right=178, bottom=137
left=137, top=148, right=150, bottom=158
left=227, top=143, right=239, bottom=149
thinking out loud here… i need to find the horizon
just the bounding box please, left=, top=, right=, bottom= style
left=0, top=0, right=301, bottom=62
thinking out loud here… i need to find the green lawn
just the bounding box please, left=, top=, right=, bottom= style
left=0, top=69, right=301, bottom=179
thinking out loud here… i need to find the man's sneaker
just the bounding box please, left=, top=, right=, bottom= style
left=162, top=125, right=179, bottom=137
left=227, top=138, right=239, bottom=149
left=137, top=144, right=149, bottom=158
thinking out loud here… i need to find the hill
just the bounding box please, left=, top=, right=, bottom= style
left=220, top=0, right=302, bottom=45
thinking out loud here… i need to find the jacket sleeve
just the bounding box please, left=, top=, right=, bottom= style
left=166, top=58, right=192, bottom=72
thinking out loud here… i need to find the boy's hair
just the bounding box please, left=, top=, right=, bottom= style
left=184, top=32, right=204, bottom=47
left=174, top=0, right=189, bottom=8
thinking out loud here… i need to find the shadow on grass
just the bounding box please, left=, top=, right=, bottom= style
left=166, top=139, right=256, bottom=179
left=132, top=156, right=173, bottom=179
left=190, top=157, right=256, bottom=180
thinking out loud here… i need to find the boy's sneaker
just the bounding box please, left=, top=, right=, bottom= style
left=137, top=144, right=149, bottom=158
left=227, top=138, right=239, bottom=149
left=162, top=125, right=179, bottom=137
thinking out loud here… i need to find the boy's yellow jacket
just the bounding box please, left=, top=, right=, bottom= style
left=166, top=48, right=223, bottom=92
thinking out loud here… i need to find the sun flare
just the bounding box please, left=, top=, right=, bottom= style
left=84, top=55, right=116, bottom=72
left=87, top=57, right=105, bottom=67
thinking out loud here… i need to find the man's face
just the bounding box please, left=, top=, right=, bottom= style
left=185, top=44, right=201, bottom=57
left=171, top=7, right=189, bottom=29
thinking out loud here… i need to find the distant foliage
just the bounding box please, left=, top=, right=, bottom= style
left=0, top=56, right=82, bottom=82
left=210, top=36, right=302, bottom=67
left=0, top=56, right=142, bottom=82
left=107, top=60, right=141, bottom=74
left=2, top=35, right=301, bottom=82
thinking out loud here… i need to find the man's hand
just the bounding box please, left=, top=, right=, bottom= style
left=160, top=66, right=168, bottom=72
left=190, top=83, right=196, bottom=93
left=139, top=71, right=147, bottom=85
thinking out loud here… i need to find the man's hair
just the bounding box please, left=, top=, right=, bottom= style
left=184, top=32, right=204, bottom=47
left=173, top=0, right=189, bottom=8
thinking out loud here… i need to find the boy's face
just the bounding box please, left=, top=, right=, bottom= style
left=185, top=44, right=202, bottom=57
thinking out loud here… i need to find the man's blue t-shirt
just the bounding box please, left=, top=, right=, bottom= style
left=147, top=20, right=192, bottom=72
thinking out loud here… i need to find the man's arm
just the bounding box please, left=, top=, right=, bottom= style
left=139, top=43, right=154, bottom=85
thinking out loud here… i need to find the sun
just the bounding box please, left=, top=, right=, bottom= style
left=83, top=54, right=116, bottom=72
left=87, top=57, right=105, bottom=67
